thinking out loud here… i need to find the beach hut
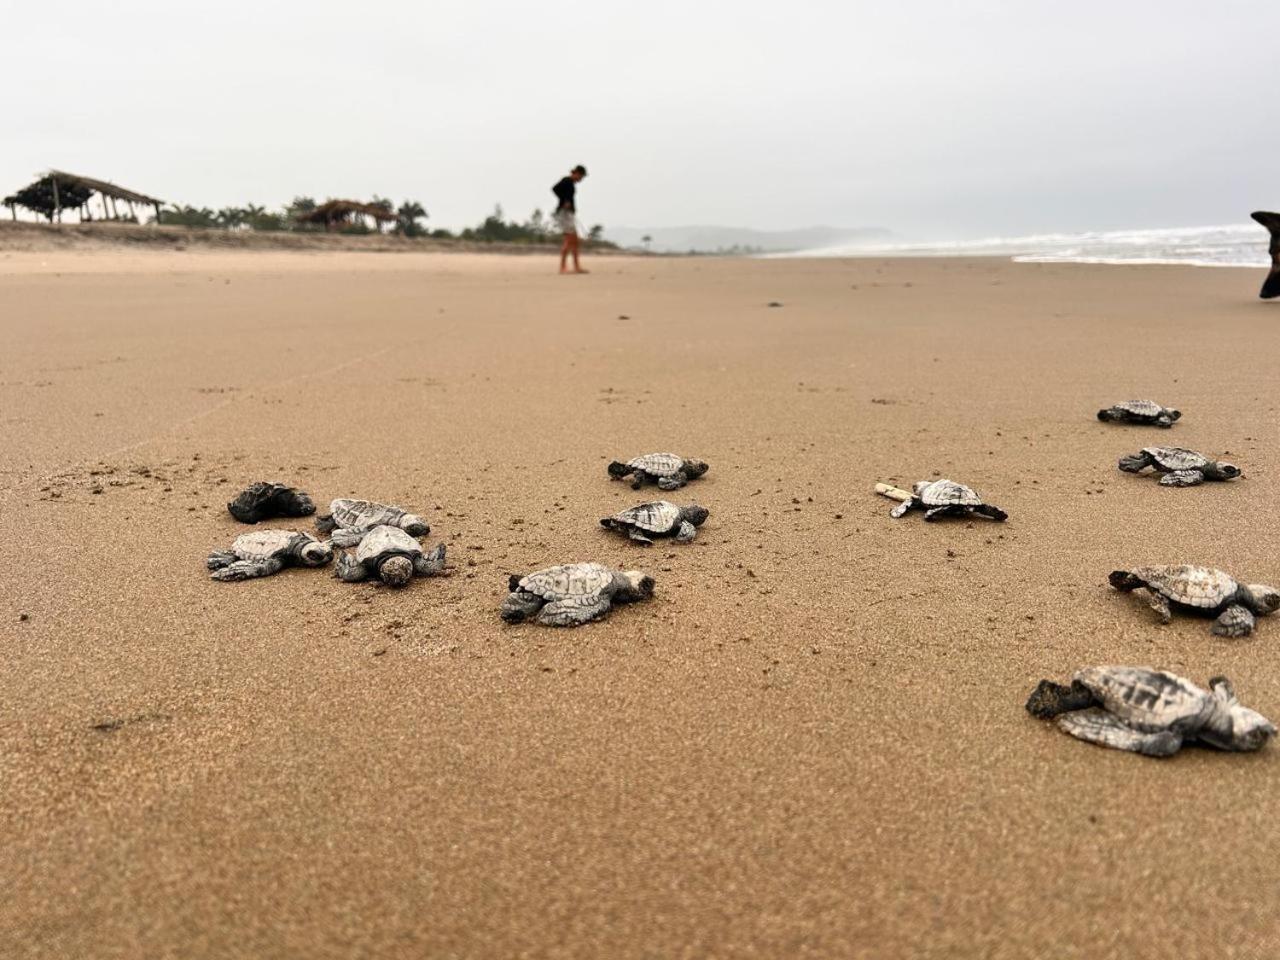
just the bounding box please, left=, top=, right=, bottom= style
left=295, top=200, right=400, bottom=233
left=2, top=170, right=163, bottom=224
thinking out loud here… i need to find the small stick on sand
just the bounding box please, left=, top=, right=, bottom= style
left=875, top=482, right=912, bottom=502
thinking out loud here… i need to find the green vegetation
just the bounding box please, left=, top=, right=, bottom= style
left=150, top=197, right=615, bottom=247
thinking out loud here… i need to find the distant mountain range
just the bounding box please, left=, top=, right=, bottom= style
left=604, top=225, right=892, bottom=254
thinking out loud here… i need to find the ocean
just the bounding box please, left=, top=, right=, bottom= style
left=791, top=223, right=1272, bottom=268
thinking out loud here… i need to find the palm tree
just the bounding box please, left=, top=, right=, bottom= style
left=216, top=207, right=246, bottom=230
left=396, top=200, right=427, bottom=236
left=641, top=234, right=652, bottom=251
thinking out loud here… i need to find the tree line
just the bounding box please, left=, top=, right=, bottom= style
left=155, top=198, right=612, bottom=245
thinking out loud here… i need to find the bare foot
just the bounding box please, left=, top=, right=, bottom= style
left=573, top=268, right=589, bottom=274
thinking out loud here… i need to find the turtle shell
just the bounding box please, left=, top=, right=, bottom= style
left=1074, top=666, right=1210, bottom=733
left=1116, top=400, right=1165, bottom=418
left=355, top=525, right=422, bottom=564
left=611, top=501, right=681, bottom=534
left=1145, top=447, right=1209, bottom=471
left=232, top=529, right=306, bottom=560
left=918, top=479, right=983, bottom=508
left=1133, top=565, right=1239, bottom=609
left=519, top=563, right=614, bottom=600
left=629, top=453, right=685, bottom=477
left=328, top=498, right=406, bottom=530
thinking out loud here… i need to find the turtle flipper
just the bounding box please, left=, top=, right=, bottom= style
left=1057, top=709, right=1183, bottom=757
left=1026, top=679, right=1096, bottom=719
left=1158, top=469, right=1205, bottom=487
left=972, top=504, right=1008, bottom=522
left=334, top=553, right=368, bottom=582
left=501, top=589, right=544, bottom=623
left=674, top=521, right=697, bottom=542
left=536, top=595, right=612, bottom=627
left=314, top=513, right=338, bottom=535
left=1118, top=451, right=1154, bottom=474
left=211, top=557, right=286, bottom=581
left=206, top=550, right=237, bottom=571
left=1155, top=416, right=1175, bottom=428
left=413, top=543, right=447, bottom=577
left=657, top=472, right=687, bottom=491
left=328, top=527, right=366, bottom=549
left=1140, top=587, right=1173, bottom=624
left=1213, top=604, right=1256, bottom=638
left=924, top=505, right=963, bottom=522
left=889, top=497, right=918, bottom=519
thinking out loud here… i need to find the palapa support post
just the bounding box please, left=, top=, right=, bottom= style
left=50, top=176, right=61, bottom=223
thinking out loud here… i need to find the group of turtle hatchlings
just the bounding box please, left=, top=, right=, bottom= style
left=207, top=455, right=711, bottom=627
left=872, top=400, right=1278, bottom=759
left=207, top=407, right=1275, bottom=759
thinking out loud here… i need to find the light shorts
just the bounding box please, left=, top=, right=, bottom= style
left=555, top=208, right=579, bottom=235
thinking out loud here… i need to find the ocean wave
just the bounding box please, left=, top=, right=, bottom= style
left=790, top=223, right=1271, bottom=267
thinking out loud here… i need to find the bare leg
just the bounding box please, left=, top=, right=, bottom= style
left=559, top=233, right=572, bottom=273
left=1213, top=604, right=1256, bottom=638
left=571, top=233, right=586, bottom=273
left=501, top=590, right=545, bottom=623
left=211, top=556, right=286, bottom=581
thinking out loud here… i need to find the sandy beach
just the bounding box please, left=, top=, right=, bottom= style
left=4, top=249, right=1280, bottom=958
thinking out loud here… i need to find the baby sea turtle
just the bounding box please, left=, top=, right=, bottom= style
left=226, top=481, right=316, bottom=524
left=1118, top=447, right=1240, bottom=486
left=1110, top=565, right=1280, bottom=637
left=316, top=498, right=429, bottom=547
left=1026, top=666, right=1275, bottom=757
left=889, top=479, right=1007, bottom=522
left=334, top=525, right=446, bottom=588
left=207, top=529, right=332, bottom=581
left=608, top=453, right=709, bottom=490
left=501, top=562, right=654, bottom=627
left=600, top=501, right=709, bottom=544
left=1096, top=400, right=1180, bottom=428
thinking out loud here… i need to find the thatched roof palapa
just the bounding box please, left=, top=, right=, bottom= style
left=298, top=199, right=399, bottom=230
left=3, top=169, right=163, bottom=222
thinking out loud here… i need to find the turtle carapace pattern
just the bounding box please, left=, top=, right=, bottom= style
left=1026, top=666, right=1275, bottom=757
left=207, top=529, right=332, bottom=581
left=600, top=501, right=709, bottom=544
left=316, top=498, right=430, bottom=547
left=227, top=482, right=316, bottom=524
left=889, top=479, right=1007, bottom=522
left=608, top=453, right=709, bottom=491
left=1117, top=447, right=1240, bottom=487
left=1110, top=565, right=1280, bottom=637
left=334, top=525, right=446, bottom=588
left=501, top=562, right=654, bottom=627
left=1251, top=211, right=1280, bottom=299
left=1096, top=400, right=1181, bottom=428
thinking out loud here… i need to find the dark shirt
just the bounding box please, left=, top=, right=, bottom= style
left=552, top=176, right=576, bottom=212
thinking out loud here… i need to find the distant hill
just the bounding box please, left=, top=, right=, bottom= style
left=605, top=225, right=892, bottom=254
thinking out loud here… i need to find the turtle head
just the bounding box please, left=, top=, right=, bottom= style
left=1206, top=677, right=1276, bottom=751
left=1205, top=461, right=1241, bottom=481
left=617, top=570, right=655, bottom=602
left=1245, top=584, right=1280, bottom=615
left=399, top=515, right=430, bottom=537
left=1166, top=408, right=1182, bottom=421
left=682, top=459, right=709, bottom=479
left=608, top=461, right=632, bottom=478
left=379, top=555, right=414, bottom=588
left=683, top=504, right=710, bottom=526
left=299, top=539, right=333, bottom=567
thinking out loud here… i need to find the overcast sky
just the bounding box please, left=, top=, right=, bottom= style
left=4, top=1, right=1277, bottom=239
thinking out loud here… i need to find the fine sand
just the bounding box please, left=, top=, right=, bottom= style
left=3, top=250, right=1279, bottom=958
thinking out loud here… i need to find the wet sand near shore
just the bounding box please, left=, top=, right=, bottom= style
left=3, top=250, right=1279, bottom=958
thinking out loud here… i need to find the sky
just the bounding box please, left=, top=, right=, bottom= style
left=3, top=0, right=1278, bottom=240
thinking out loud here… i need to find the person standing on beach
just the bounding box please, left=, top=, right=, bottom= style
left=553, top=165, right=588, bottom=274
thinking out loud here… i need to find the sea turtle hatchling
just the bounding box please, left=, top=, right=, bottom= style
left=1118, top=447, right=1240, bottom=486
left=1096, top=400, right=1181, bottom=428
left=226, top=481, right=316, bottom=524
left=1110, top=565, right=1280, bottom=637
left=1025, top=666, right=1275, bottom=757
left=207, top=529, right=333, bottom=581
left=608, top=453, right=709, bottom=490
left=316, top=498, right=430, bottom=547
left=888, top=479, right=1007, bottom=522
left=600, top=501, right=709, bottom=544
left=334, top=525, right=447, bottom=588
left=501, top=562, right=654, bottom=627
